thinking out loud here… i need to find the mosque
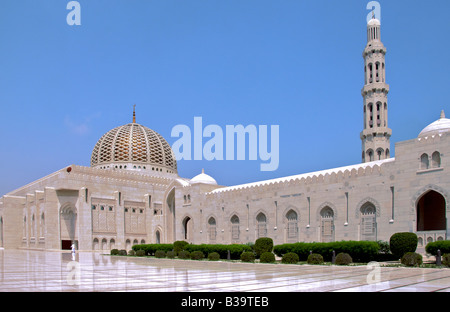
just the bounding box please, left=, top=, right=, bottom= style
left=0, top=16, right=448, bottom=252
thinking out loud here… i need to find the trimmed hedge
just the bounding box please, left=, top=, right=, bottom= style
left=254, top=238, right=274, bottom=258
left=190, top=250, right=204, bottom=260
left=307, top=253, right=324, bottom=265
left=401, top=252, right=422, bottom=267
left=443, top=254, right=450, bottom=267
left=281, top=252, right=299, bottom=264
left=425, top=240, right=450, bottom=256
left=335, top=253, right=352, bottom=265
left=241, top=251, right=256, bottom=263
left=185, top=244, right=252, bottom=260
left=208, top=252, right=220, bottom=261
left=132, top=244, right=174, bottom=256
left=260, top=252, right=276, bottom=263
left=174, top=241, right=189, bottom=253
left=273, top=241, right=379, bottom=263
left=390, top=232, right=418, bottom=259
left=133, top=243, right=252, bottom=259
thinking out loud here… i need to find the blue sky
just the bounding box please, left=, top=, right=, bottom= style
left=0, top=0, right=449, bottom=195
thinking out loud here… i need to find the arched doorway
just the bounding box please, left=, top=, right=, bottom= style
left=60, top=203, right=77, bottom=250
left=417, top=190, right=446, bottom=231
left=182, top=217, right=192, bottom=241
left=155, top=230, right=161, bottom=244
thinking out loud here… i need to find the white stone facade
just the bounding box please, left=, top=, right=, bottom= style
left=0, top=17, right=448, bottom=251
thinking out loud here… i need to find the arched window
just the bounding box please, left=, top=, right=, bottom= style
left=155, top=230, right=161, bottom=244
left=320, top=207, right=335, bottom=242
left=208, top=217, right=217, bottom=241
left=368, top=103, right=374, bottom=128
left=286, top=210, right=298, bottom=242
left=183, top=217, right=192, bottom=241
left=432, top=152, right=441, bottom=168
left=360, top=203, right=377, bottom=241
left=93, top=238, right=99, bottom=250
left=367, top=149, right=374, bottom=162
left=420, top=153, right=429, bottom=170
left=376, top=148, right=384, bottom=160
left=230, top=215, right=240, bottom=242
left=40, top=213, right=45, bottom=238
left=256, top=213, right=267, bottom=238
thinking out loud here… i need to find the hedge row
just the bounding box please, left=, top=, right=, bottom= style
left=131, top=244, right=174, bottom=256
left=132, top=243, right=252, bottom=260
left=273, top=241, right=379, bottom=263
left=184, top=244, right=252, bottom=260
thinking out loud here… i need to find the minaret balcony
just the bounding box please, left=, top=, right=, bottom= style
left=361, top=82, right=389, bottom=96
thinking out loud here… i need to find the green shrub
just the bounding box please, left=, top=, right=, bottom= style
left=208, top=252, right=220, bottom=261
left=111, top=249, right=119, bottom=255
left=119, top=249, right=127, bottom=256
left=178, top=250, right=190, bottom=259
left=390, top=232, right=418, bottom=259
left=401, top=252, right=423, bottom=267
left=136, top=249, right=145, bottom=257
left=335, top=253, right=352, bottom=265
left=425, top=240, right=450, bottom=256
left=307, top=253, right=324, bottom=265
left=128, top=250, right=136, bottom=256
left=254, top=238, right=274, bottom=258
left=377, top=240, right=391, bottom=254
left=174, top=241, right=189, bottom=253
left=190, top=250, right=204, bottom=260
left=241, top=251, right=256, bottom=263
left=155, top=250, right=166, bottom=258
left=274, top=241, right=379, bottom=262
left=281, top=252, right=299, bottom=264
left=132, top=244, right=174, bottom=256
left=166, top=251, right=176, bottom=259
left=442, top=254, right=450, bottom=267
left=260, top=252, right=276, bottom=263
left=185, top=244, right=252, bottom=260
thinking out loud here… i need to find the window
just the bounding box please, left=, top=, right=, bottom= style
left=231, top=215, right=240, bottom=241
left=208, top=217, right=217, bottom=241
left=420, top=153, right=429, bottom=170
left=286, top=210, right=298, bottom=241
left=256, top=213, right=267, bottom=238
left=360, top=203, right=377, bottom=241
left=432, top=152, right=441, bottom=168
left=320, top=207, right=334, bottom=243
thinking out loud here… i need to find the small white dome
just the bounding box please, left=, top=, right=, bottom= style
left=368, top=18, right=380, bottom=26
left=419, top=110, right=450, bottom=137
left=190, top=169, right=217, bottom=185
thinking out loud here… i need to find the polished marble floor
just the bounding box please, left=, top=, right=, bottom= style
left=0, top=249, right=449, bottom=292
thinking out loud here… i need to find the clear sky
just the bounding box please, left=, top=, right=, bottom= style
left=0, top=0, right=449, bottom=196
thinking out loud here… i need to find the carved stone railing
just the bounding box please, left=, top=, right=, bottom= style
left=417, top=231, right=447, bottom=247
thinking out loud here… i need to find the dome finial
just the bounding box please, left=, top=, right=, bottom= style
left=133, top=104, right=136, bottom=123
left=441, top=110, right=445, bottom=119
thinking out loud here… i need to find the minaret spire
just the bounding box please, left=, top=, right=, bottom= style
left=361, top=15, right=392, bottom=163
left=133, top=104, right=136, bottom=123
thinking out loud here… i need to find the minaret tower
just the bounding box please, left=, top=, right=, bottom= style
left=360, top=13, right=392, bottom=163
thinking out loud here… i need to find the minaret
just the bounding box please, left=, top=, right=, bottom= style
left=360, top=14, right=392, bottom=163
